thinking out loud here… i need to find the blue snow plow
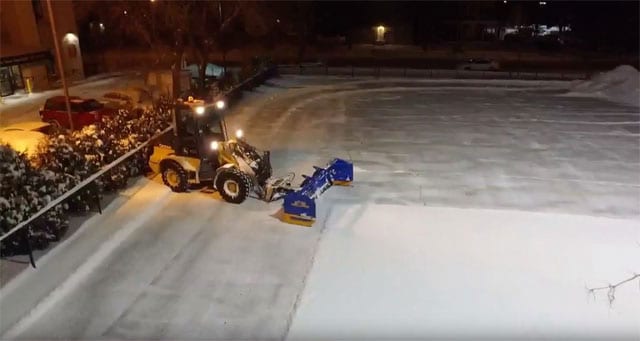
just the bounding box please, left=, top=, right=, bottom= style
left=281, top=158, right=353, bottom=227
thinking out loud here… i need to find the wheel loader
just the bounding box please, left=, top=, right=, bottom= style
left=148, top=96, right=354, bottom=227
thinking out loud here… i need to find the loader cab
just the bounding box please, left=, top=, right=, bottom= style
left=172, top=97, right=228, bottom=159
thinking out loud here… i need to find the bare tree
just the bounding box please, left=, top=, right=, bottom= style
left=188, top=1, right=280, bottom=93
left=77, top=0, right=190, bottom=97
left=76, top=0, right=278, bottom=97
left=587, top=273, right=640, bottom=306
left=188, top=1, right=243, bottom=92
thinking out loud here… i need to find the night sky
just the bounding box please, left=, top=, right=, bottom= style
left=310, top=1, right=639, bottom=51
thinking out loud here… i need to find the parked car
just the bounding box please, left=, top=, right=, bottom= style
left=0, top=121, right=52, bottom=157
left=101, top=91, right=132, bottom=110
left=39, top=96, right=116, bottom=130
left=456, top=58, right=501, bottom=71
left=100, top=87, right=154, bottom=112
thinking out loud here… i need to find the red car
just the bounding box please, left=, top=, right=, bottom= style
left=39, top=96, right=116, bottom=130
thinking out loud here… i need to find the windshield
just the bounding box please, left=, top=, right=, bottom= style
left=201, top=108, right=223, bottom=135
left=83, top=99, right=104, bottom=111
left=178, top=107, right=223, bottom=137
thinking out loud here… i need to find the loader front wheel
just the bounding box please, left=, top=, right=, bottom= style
left=162, top=161, right=188, bottom=192
left=215, top=168, right=251, bottom=204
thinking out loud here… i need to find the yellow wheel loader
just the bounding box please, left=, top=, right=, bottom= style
left=148, top=96, right=354, bottom=227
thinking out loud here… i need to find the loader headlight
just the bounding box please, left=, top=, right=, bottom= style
left=195, top=106, right=205, bottom=115
left=215, top=100, right=225, bottom=110
left=210, top=141, right=219, bottom=150
left=235, top=129, right=243, bottom=139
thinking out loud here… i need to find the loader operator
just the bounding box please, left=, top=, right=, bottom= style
left=176, top=108, right=198, bottom=156
left=177, top=107, right=225, bottom=156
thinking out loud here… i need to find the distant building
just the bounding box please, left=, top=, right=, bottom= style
left=443, top=2, right=502, bottom=41
left=0, top=0, right=84, bottom=97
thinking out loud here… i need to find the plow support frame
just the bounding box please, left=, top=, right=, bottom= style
left=280, top=158, right=354, bottom=227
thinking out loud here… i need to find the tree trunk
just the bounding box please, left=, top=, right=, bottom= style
left=198, top=60, right=207, bottom=93
left=222, top=50, right=227, bottom=73
left=172, top=50, right=184, bottom=100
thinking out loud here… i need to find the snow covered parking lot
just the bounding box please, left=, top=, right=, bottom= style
left=230, top=76, right=639, bottom=219
left=1, top=75, right=638, bottom=340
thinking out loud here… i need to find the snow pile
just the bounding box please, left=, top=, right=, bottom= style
left=570, top=65, right=640, bottom=106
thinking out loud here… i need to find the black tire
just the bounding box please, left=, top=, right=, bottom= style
left=46, top=119, right=61, bottom=130
left=215, top=168, right=252, bottom=204
left=161, top=161, right=188, bottom=192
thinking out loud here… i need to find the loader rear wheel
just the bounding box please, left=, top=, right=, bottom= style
left=215, top=168, right=251, bottom=204
left=162, top=161, right=188, bottom=192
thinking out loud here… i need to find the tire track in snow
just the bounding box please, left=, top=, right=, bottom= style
left=281, top=205, right=333, bottom=341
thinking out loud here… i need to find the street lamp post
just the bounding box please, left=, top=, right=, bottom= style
left=46, top=0, right=74, bottom=131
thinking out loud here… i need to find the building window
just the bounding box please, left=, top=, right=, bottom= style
left=10, top=65, right=24, bottom=89
left=0, top=67, right=14, bottom=96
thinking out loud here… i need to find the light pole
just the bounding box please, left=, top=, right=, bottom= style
left=46, top=0, right=74, bottom=130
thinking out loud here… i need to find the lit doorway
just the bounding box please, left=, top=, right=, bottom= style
left=376, top=25, right=386, bottom=44
left=61, top=33, right=84, bottom=79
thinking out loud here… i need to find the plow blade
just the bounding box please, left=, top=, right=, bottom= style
left=281, top=158, right=353, bottom=227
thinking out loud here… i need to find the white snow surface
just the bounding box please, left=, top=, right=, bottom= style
left=287, top=204, right=640, bottom=340
left=1, top=75, right=639, bottom=340
left=568, top=65, right=640, bottom=107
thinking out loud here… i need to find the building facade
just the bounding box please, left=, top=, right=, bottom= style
left=0, top=0, right=84, bottom=97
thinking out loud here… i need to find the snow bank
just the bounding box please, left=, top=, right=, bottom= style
left=569, top=65, right=640, bottom=107
left=288, top=204, right=640, bottom=340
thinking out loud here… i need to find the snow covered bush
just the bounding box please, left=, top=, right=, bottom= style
left=0, top=145, right=68, bottom=256
left=36, top=134, right=100, bottom=212
left=0, top=99, right=174, bottom=256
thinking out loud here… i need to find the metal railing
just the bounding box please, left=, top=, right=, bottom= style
left=0, top=126, right=173, bottom=267
left=276, top=65, right=589, bottom=81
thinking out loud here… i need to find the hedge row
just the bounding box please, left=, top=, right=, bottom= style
left=0, top=101, right=172, bottom=256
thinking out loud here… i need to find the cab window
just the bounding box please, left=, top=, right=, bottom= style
left=203, top=108, right=223, bottom=135
left=178, top=109, right=197, bottom=136
left=82, top=99, right=103, bottom=111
